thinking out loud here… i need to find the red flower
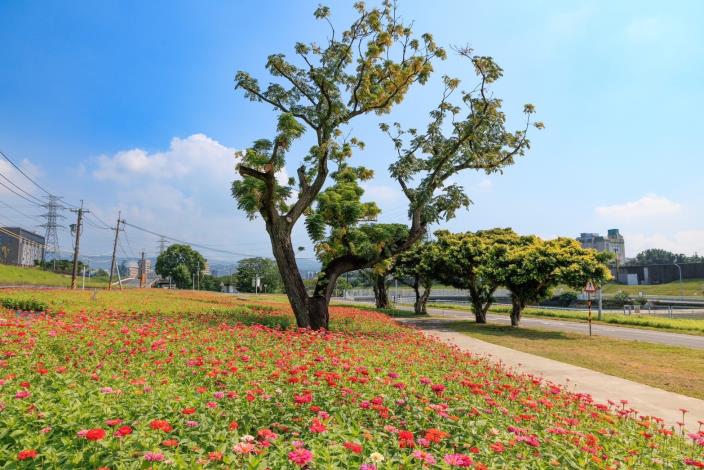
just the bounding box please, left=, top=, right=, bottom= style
left=398, top=430, right=415, bottom=448
left=150, top=420, right=173, bottom=432
left=343, top=441, right=363, bottom=454
left=115, top=425, right=133, bottom=437
left=208, top=451, right=223, bottom=461
left=86, top=428, right=107, bottom=441
left=162, top=439, right=179, bottom=447
left=17, top=449, right=38, bottom=460
left=309, top=418, right=327, bottom=433
left=489, top=442, right=505, bottom=453
left=425, top=428, right=449, bottom=443
left=229, top=421, right=239, bottom=431
left=431, top=383, right=446, bottom=395
left=182, top=407, right=196, bottom=415
left=105, top=418, right=123, bottom=427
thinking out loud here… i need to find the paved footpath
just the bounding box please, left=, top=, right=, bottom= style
left=400, top=317, right=704, bottom=432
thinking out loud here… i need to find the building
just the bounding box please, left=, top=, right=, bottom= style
left=0, top=227, right=45, bottom=266
left=576, top=229, right=625, bottom=265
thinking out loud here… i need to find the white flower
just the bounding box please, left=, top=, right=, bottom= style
left=241, top=434, right=255, bottom=443
left=370, top=452, right=385, bottom=463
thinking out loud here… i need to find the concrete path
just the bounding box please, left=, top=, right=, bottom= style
left=401, top=317, right=704, bottom=431
left=339, top=300, right=704, bottom=349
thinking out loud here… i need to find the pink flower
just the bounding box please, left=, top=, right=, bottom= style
left=233, top=442, right=256, bottom=454
left=144, top=452, right=165, bottom=462
left=444, top=453, right=473, bottom=467
left=288, top=448, right=313, bottom=466
left=15, top=390, right=30, bottom=399
left=412, top=450, right=436, bottom=464
left=213, top=391, right=225, bottom=399
left=360, top=465, right=377, bottom=470
left=185, top=420, right=199, bottom=427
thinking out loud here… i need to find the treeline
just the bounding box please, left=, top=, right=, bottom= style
left=155, top=245, right=284, bottom=293
left=365, top=229, right=612, bottom=327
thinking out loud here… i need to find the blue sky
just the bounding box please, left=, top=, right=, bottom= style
left=1, top=0, right=703, bottom=263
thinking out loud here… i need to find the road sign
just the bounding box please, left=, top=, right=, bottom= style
left=584, top=281, right=597, bottom=293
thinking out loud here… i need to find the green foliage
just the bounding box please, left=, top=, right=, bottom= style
left=1, top=296, right=48, bottom=312
left=35, top=259, right=87, bottom=275
left=155, top=244, right=207, bottom=289
left=628, top=248, right=704, bottom=265
left=432, top=228, right=518, bottom=319
left=495, top=237, right=612, bottom=313
left=234, top=257, right=283, bottom=293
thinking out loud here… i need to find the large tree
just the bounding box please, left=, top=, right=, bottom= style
left=393, top=240, right=435, bottom=314
left=232, top=2, right=539, bottom=329
left=494, top=237, right=612, bottom=327
left=432, top=228, right=516, bottom=323
left=155, top=244, right=206, bottom=289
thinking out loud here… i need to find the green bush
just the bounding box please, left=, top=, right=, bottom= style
left=0, top=296, right=48, bottom=312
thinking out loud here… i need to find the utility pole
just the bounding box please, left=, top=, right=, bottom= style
left=139, top=251, right=146, bottom=288
left=70, top=201, right=88, bottom=289
left=108, top=211, right=123, bottom=290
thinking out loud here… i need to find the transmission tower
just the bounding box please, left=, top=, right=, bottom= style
left=40, top=195, right=64, bottom=262
left=158, top=236, right=168, bottom=255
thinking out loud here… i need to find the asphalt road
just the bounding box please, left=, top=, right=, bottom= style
left=344, top=301, right=704, bottom=350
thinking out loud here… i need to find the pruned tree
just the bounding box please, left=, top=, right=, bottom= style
left=494, top=237, right=612, bottom=327
left=393, top=240, right=435, bottom=314
left=432, top=228, right=516, bottom=323
left=232, top=2, right=540, bottom=329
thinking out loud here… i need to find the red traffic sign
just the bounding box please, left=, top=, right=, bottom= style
left=584, top=281, right=597, bottom=293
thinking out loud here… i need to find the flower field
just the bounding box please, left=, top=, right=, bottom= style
left=0, top=289, right=702, bottom=468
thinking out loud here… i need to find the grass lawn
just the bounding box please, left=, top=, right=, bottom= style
left=0, top=263, right=108, bottom=288
left=444, top=320, right=704, bottom=399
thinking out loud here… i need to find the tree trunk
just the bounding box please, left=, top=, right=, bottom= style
left=266, top=220, right=312, bottom=328
left=468, top=285, right=487, bottom=324
left=373, top=275, right=389, bottom=309
left=415, top=283, right=431, bottom=315
left=510, top=297, right=523, bottom=327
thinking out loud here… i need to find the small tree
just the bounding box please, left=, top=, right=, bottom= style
left=233, top=3, right=539, bottom=329
left=393, top=240, right=435, bottom=314
left=495, top=237, right=612, bottom=327
left=155, top=244, right=206, bottom=289
left=432, top=228, right=516, bottom=323
left=234, top=257, right=283, bottom=293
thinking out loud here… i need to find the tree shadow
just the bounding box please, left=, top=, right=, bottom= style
left=408, top=318, right=572, bottom=341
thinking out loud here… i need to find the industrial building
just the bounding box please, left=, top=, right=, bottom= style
left=576, top=229, right=626, bottom=265
left=0, top=227, right=45, bottom=266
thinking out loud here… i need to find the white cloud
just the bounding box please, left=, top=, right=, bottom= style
left=595, top=194, right=682, bottom=219
left=93, top=134, right=236, bottom=183
left=362, top=184, right=403, bottom=204
left=626, top=230, right=704, bottom=257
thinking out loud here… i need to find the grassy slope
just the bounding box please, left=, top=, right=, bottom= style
left=0, top=264, right=107, bottom=288
left=443, top=320, right=704, bottom=399
left=602, top=278, right=704, bottom=297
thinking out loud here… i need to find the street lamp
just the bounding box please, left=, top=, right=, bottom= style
left=673, top=261, right=683, bottom=298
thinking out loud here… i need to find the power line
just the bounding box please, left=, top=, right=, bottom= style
left=0, top=170, right=45, bottom=205
left=0, top=179, right=44, bottom=206
left=0, top=149, right=53, bottom=196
